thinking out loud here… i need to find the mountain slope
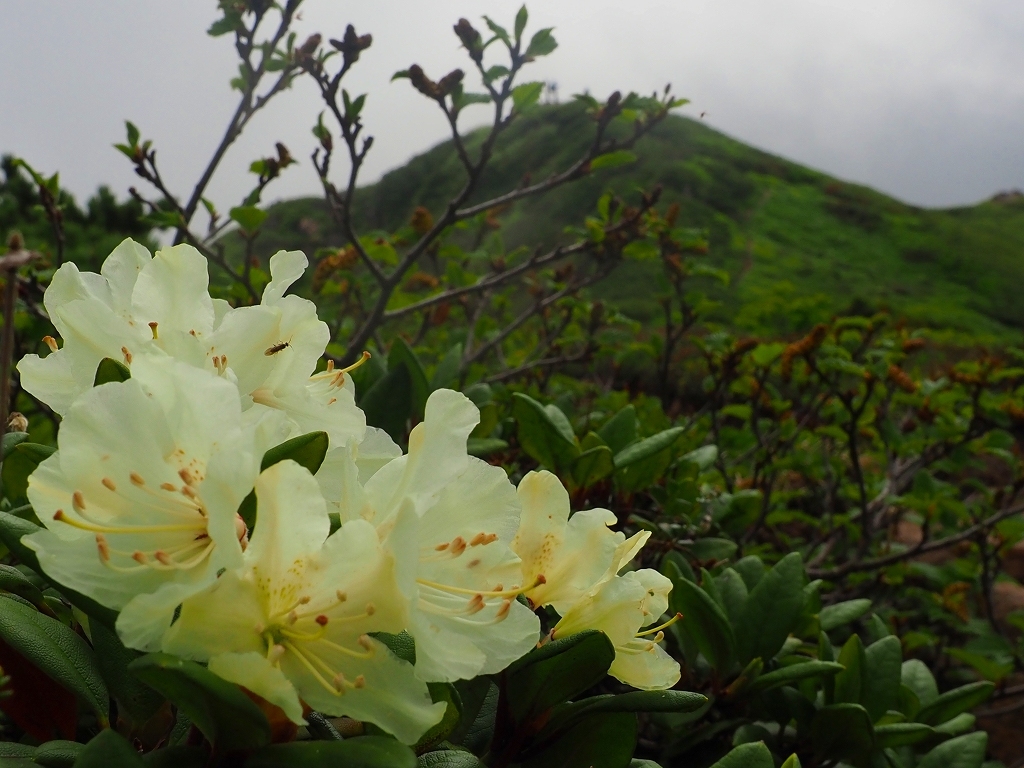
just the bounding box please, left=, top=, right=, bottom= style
left=251, top=104, right=1024, bottom=343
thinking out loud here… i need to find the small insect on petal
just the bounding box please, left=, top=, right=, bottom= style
left=265, top=342, right=291, bottom=356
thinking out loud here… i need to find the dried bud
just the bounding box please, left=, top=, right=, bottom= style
left=436, top=69, right=465, bottom=98
left=410, top=206, right=434, bottom=235
left=275, top=142, right=294, bottom=167
left=5, top=232, right=24, bottom=252
left=296, top=33, right=322, bottom=65
left=901, top=337, right=926, bottom=354
left=887, top=364, right=918, bottom=394
left=454, top=18, right=483, bottom=62
left=402, top=271, right=440, bottom=293
left=6, top=412, right=27, bottom=433
left=330, top=25, right=373, bottom=67
left=408, top=65, right=440, bottom=98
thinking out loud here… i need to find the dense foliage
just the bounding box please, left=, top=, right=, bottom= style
left=0, top=1, right=1022, bottom=766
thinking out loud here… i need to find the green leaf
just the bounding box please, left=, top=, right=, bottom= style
left=467, top=438, right=508, bottom=457
left=833, top=634, right=864, bottom=705
left=361, top=364, right=413, bottom=442
left=811, top=703, right=874, bottom=762
left=0, top=511, right=118, bottom=626
left=229, top=205, right=268, bottom=234
left=0, top=564, right=46, bottom=609
left=128, top=653, right=271, bottom=751
left=244, top=737, right=417, bottom=768
left=239, top=432, right=329, bottom=529
left=779, top=756, right=801, bottom=768
left=519, top=712, right=636, bottom=768
left=389, top=338, right=430, bottom=419
left=670, top=577, right=735, bottom=673
left=448, top=678, right=497, bottom=754
left=140, top=746, right=208, bottom=768
left=735, top=552, right=805, bottom=665
left=709, top=742, right=774, bottom=768
left=750, top=343, right=786, bottom=367
left=483, top=17, right=511, bottom=47
left=819, top=599, right=872, bottom=631
left=94, top=357, right=131, bottom=385
left=430, top=344, right=463, bottom=392
left=1, top=431, right=28, bottom=460
left=125, top=121, right=140, bottom=147
left=91, top=620, right=165, bottom=725
left=621, top=240, right=660, bottom=261
left=613, top=428, right=684, bottom=470
left=417, top=751, right=483, bottom=768
left=0, top=595, right=109, bottom=725
left=74, top=730, right=145, bottom=767
left=571, top=446, right=614, bottom=488
left=590, top=151, right=637, bottom=171
left=861, top=636, right=902, bottom=721
left=506, top=631, right=614, bottom=723
left=687, top=538, right=737, bottom=562
left=512, top=393, right=579, bottom=475
left=598, top=406, right=637, bottom=454
left=681, top=445, right=718, bottom=472
left=747, top=661, right=845, bottom=694
left=524, top=28, right=557, bottom=58
left=549, top=690, right=707, bottom=732
left=512, top=82, right=544, bottom=112
left=416, top=683, right=463, bottom=752
left=901, top=659, right=939, bottom=707
left=874, top=722, right=936, bottom=748
left=916, top=731, right=987, bottom=768
left=915, top=681, right=994, bottom=726
left=33, top=739, right=83, bottom=766
left=513, top=5, right=528, bottom=41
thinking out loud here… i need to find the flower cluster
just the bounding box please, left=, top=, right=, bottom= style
left=18, top=239, right=679, bottom=743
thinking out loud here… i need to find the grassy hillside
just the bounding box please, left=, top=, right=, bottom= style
left=249, top=104, right=1024, bottom=344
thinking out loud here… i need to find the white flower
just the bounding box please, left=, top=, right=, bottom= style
left=19, top=239, right=365, bottom=449
left=316, top=389, right=541, bottom=683
left=513, top=470, right=644, bottom=613
left=23, top=355, right=288, bottom=651
left=161, top=460, right=445, bottom=744
left=511, top=471, right=679, bottom=689
left=552, top=559, right=680, bottom=691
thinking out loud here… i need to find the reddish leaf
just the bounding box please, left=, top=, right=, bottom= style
left=0, top=637, right=76, bottom=740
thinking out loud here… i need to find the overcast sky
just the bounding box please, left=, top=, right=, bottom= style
left=4, top=0, right=1024, bottom=216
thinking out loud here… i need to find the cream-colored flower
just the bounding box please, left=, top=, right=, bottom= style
left=19, top=239, right=364, bottom=449
left=162, top=460, right=445, bottom=744
left=317, top=389, right=541, bottom=683
left=24, top=355, right=287, bottom=651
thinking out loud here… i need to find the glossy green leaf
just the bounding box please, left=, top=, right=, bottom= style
left=833, top=634, right=864, bottom=705
left=430, top=344, right=463, bottom=392
left=512, top=393, right=579, bottom=475
left=613, top=427, right=684, bottom=470
left=598, top=406, right=637, bottom=454
left=506, top=631, right=614, bottom=723
left=735, top=552, right=805, bottom=665
left=819, top=599, right=872, bottom=631
left=916, top=731, right=987, bottom=768
left=33, top=739, right=83, bottom=767
left=861, top=636, right=902, bottom=721
left=90, top=620, right=165, bottom=725
left=709, top=741, right=774, bottom=768
left=548, top=690, right=707, bottom=734
left=571, top=445, right=614, bottom=488
left=389, top=338, right=430, bottom=419
left=417, top=751, right=483, bottom=768
left=74, top=730, right=145, bottom=767
left=93, top=357, right=131, bottom=385
left=524, top=28, right=557, bottom=58
left=361, top=363, right=413, bottom=442
left=467, top=438, right=509, bottom=457
left=229, top=205, right=268, bottom=233
left=590, top=151, right=637, bottom=171
left=512, top=82, right=544, bottom=112
left=0, top=595, right=108, bottom=725
left=779, top=755, right=801, bottom=768
left=747, top=661, right=844, bottom=694
left=811, top=703, right=874, bottom=762
left=901, top=659, right=939, bottom=707
left=261, top=431, right=330, bottom=474
left=874, top=722, right=935, bottom=748
left=128, top=653, right=270, bottom=751
left=670, top=577, right=735, bottom=673
left=1, top=431, right=28, bottom=460
left=245, top=737, right=417, bottom=768
left=519, top=712, right=635, bottom=768
left=915, top=681, right=994, bottom=726
left=0, top=564, right=45, bottom=609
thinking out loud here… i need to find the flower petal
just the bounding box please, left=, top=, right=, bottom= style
left=209, top=652, right=306, bottom=725
left=17, top=350, right=77, bottom=416
left=100, top=238, right=151, bottom=317
left=609, top=639, right=681, bottom=691
left=131, top=244, right=215, bottom=337
left=262, top=251, right=308, bottom=307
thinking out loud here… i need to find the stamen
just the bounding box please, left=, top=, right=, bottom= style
left=132, top=551, right=148, bottom=564
left=339, top=351, right=371, bottom=374
left=282, top=641, right=348, bottom=696
left=298, top=596, right=311, bottom=605
left=332, top=673, right=348, bottom=692
left=121, top=346, right=132, bottom=364
left=470, top=532, right=498, bottom=547
left=435, top=543, right=450, bottom=552
left=101, top=477, right=116, bottom=491
left=417, top=574, right=545, bottom=599
left=161, top=482, right=176, bottom=492
left=130, top=472, right=145, bottom=486
left=635, top=613, right=682, bottom=638
left=154, top=551, right=172, bottom=565
left=178, top=468, right=195, bottom=486
left=353, top=675, right=365, bottom=688
left=496, top=599, right=512, bottom=619
left=365, top=603, right=375, bottom=616
left=72, top=491, right=86, bottom=513
left=336, top=590, right=347, bottom=603
left=54, top=509, right=206, bottom=535
left=326, top=360, right=335, bottom=372
left=43, top=336, right=58, bottom=352
left=450, top=537, right=467, bottom=556
left=316, top=615, right=329, bottom=626
left=268, top=644, right=286, bottom=663
left=358, top=635, right=373, bottom=651
left=95, top=534, right=110, bottom=562
left=468, top=559, right=480, bottom=568
left=149, top=321, right=159, bottom=339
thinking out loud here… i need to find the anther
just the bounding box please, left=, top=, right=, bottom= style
left=496, top=599, right=512, bottom=619
left=268, top=644, right=286, bottom=663
left=339, top=351, right=371, bottom=375
left=358, top=635, right=373, bottom=651
left=287, top=610, right=299, bottom=625
left=101, top=477, right=116, bottom=491
left=149, top=322, right=159, bottom=339
left=326, top=360, right=335, bottom=372
left=353, top=675, right=365, bottom=688
left=365, top=603, right=376, bottom=616
left=130, top=472, right=145, bottom=486
left=43, top=336, right=58, bottom=353
left=298, top=596, right=311, bottom=605
left=181, top=486, right=198, bottom=499
left=254, top=622, right=266, bottom=634
left=95, top=534, right=110, bottom=562
left=332, top=672, right=348, bottom=692
left=468, top=559, right=480, bottom=568
left=178, top=468, right=195, bottom=486
left=315, top=615, right=329, bottom=626
left=327, top=398, right=337, bottom=405
left=72, top=491, right=86, bottom=513
left=234, top=515, right=248, bottom=544
left=132, top=551, right=148, bottom=564
left=154, top=551, right=172, bottom=565
left=470, top=532, right=495, bottom=546
left=336, top=590, right=347, bottom=603
left=450, top=536, right=467, bottom=556
left=160, top=482, right=176, bottom=492
left=435, top=542, right=449, bottom=552
left=121, top=346, right=132, bottom=364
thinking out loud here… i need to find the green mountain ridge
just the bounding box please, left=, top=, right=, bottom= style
left=250, top=103, right=1024, bottom=344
